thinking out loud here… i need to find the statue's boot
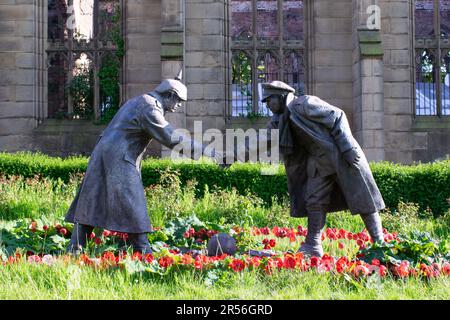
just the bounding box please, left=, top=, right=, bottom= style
left=361, top=212, right=384, bottom=243
left=127, top=233, right=153, bottom=254
left=66, top=224, right=94, bottom=255
left=298, top=210, right=326, bottom=258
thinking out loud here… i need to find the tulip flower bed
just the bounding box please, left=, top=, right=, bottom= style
left=1, top=216, right=449, bottom=282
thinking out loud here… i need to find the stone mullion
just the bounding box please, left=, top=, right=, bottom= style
left=252, top=0, right=258, bottom=113
left=278, top=0, right=283, bottom=80
left=93, top=1, right=100, bottom=122
left=93, top=51, right=100, bottom=122
left=119, top=0, right=126, bottom=105
left=67, top=0, right=74, bottom=116
left=435, top=0, right=442, bottom=116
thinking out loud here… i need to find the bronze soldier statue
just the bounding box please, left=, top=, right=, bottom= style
left=261, top=81, right=385, bottom=257
left=65, top=73, right=221, bottom=254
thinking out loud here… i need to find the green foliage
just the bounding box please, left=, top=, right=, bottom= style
left=359, top=231, right=449, bottom=266
left=96, top=2, right=124, bottom=124
left=372, top=161, right=450, bottom=217
left=0, top=152, right=449, bottom=216
left=68, top=68, right=94, bottom=119
left=0, top=218, right=72, bottom=255
left=380, top=201, right=448, bottom=238
left=98, top=54, right=120, bottom=124
left=0, top=174, right=81, bottom=221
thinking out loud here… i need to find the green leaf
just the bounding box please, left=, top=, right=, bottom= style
left=122, top=259, right=147, bottom=275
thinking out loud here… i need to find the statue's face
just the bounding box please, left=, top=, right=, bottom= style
left=162, top=92, right=182, bottom=113
left=266, top=95, right=284, bottom=114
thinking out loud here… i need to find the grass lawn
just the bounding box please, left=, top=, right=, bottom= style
left=1, top=261, right=448, bottom=300
left=0, top=173, right=449, bottom=300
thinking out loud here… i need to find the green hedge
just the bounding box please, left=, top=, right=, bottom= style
left=0, top=152, right=449, bottom=216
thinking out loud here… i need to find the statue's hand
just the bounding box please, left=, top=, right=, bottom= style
left=343, top=147, right=360, bottom=166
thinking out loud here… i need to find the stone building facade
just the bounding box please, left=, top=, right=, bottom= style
left=0, top=0, right=449, bottom=163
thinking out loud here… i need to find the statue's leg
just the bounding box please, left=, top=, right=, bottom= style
left=298, top=208, right=326, bottom=257
left=67, top=223, right=94, bottom=254
left=361, top=212, right=384, bottom=242
left=298, top=174, right=335, bottom=257
left=127, top=233, right=152, bottom=254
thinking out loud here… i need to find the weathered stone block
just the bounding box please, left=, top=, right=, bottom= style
left=161, top=32, right=183, bottom=44
left=385, top=131, right=427, bottom=152
left=15, top=69, right=34, bottom=85
left=0, top=5, right=34, bottom=21
left=203, top=19, right=223, bottom=35
left=0, top=117, right=36, bottom=135
left=384, top=114, right=412, bottom=131
left=0, top=21, right=15, bottom=34
left=15, top=85, right=34, bottom=102
left=360, top=43, right=383, bottom=57
left=315, top=66, right=353, bottom=82
left=186, top=116, right=220, bottom=132
left=0, top=53, right=16, bottom=68
left=315, top=83, right=337, bottom=98
left=362, top=76, right=383, bottom=94
left=185, top=67, right=223, bottom=83
left=360, top=59, right=373, bottom=77
left=315, top=34, right=353, bottom=50
left=0, top=135, right=34, bottom=152
left=360, top=94, right=374, bottom=111
left=314, top=0, right=352, bottom=18
left=186, top=100, right=224, bottom=117
left=381, top=34, right=410, bottom=50
left=165, top=112, right=186, bottom=130
left=127, top=1, right=161, bottom=20
left=362, top=111, right=384, bottom=130
left=0, top=70, right=16, bottom=85
left=384, top=98, right=412, bottom=115
left=315, top=17, right=353, bottom=33
left=389, top=18, right=410, bottom=34
left=126, top=19, right=160, bottom=34
left=127, top=52, right=160, bottom=67
left=187, top=51, right=223, bottom=68
left=127, top=35, right=161, bottom=51
left=203, top=84, right=225, bottom=100
left=0, top=86, right=14, bottom=101
left=161, top=44, right=183, bottom=58
left=15, top=52, right=35, bottom=68
left=390, top=49, right=410, bottom=65
left=187, top=84, right=204, bottom=99
left=0, top=38, right=20, bottom=51
left=186, top=19, right=203, bottom=35
left=384, top=2, right=409, bottom=18
left=186, top=35, right=224, bottom=51
left=315, top=50, right=352, bottom=67
left=383, top=66, right=410, bottom=82
left=127, top=67, right=161, bottom=84
left=392, top=83, right=412, bottom=99
left=15, top=20, right=34, bottom=36
left=385, top=150, right=412, bottom=164
left=372, top=93, right=384, bottom=111
left=363, top=148, right=385, bottom=162
left=161, top=60, right=183, bottom=79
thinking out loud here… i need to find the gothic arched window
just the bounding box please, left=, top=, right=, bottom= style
left=47, top=0, right=123, bottom=122
left=415, top=0, right=450, bottom=116
left=230, top=0, right=306, bottom=117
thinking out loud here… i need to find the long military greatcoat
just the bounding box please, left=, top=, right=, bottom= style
left=270, top=95, right=385, bottom=217
left=65, top=92, right=180, bottom=233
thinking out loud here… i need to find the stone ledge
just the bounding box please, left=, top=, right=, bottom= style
left=412, top=116, right=450, bottom=130
left=358, top=29, right=383, bottom=58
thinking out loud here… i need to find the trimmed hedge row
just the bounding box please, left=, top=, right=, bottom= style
left=0, top=152, right=449, bottom=216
